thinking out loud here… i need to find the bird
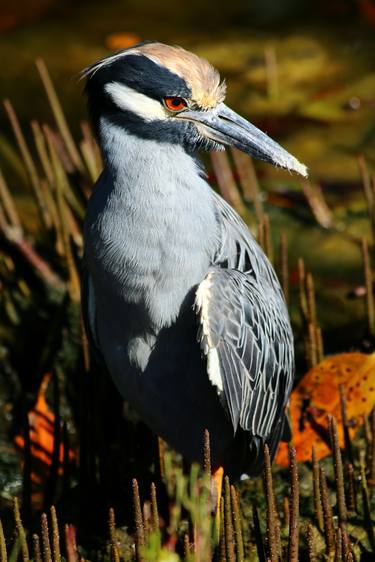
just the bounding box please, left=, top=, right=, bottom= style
left=81, top=41, right=307, bottom=484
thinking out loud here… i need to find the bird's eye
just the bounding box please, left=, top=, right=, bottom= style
left=163, top=96, right=188, bottom=112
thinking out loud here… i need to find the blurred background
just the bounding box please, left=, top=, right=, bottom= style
left=1, top=0, right=375, bottom=178
left=0, top=1, right=375, bottom=558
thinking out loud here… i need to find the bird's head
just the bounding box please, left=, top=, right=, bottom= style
left=83, top=41, right=307, bottom=176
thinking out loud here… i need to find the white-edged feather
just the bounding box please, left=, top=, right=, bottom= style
left=195, top=273, right=224, bottom=393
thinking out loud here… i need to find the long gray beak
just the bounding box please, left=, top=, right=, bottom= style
left=178, top=103, right=307, bottom=177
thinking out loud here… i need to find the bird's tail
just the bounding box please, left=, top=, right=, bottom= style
left=247, top=414, right=289, bottom=476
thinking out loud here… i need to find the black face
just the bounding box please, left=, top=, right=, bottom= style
left=84, top=50, right=217, bottom=152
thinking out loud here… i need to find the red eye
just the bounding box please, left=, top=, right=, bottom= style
left=163, top=96, right=188, bottom=112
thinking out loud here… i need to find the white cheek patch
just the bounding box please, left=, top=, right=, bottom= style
left=104, top=82, right=168, bottom=122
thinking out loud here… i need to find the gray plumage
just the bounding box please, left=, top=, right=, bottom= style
left=82, top=42, right=304, bottom=477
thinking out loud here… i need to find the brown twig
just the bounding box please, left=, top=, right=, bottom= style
left=334, top=527, right=343, bottom=562
left=346, top=463, right=357, bottom=513
left=358, top=155, right=373, bottom=210
left=231, top=148, right=264, bottom=221
left=341, top=527, right=354, bottom=562
left=263, top=214, right=273, bottom=264
left=339, top=385, right=354, bottom=465
left=258, top=219, right=265, bottom=251
left=329, top=416, right=347, bottom=525
left=263, top=445, right=279, bottom=562
left=132, top=479, right=145, bottom=562
left=80, top=317, right=90, bottom=373
left=36, top=59, right=85, bottom=174
left=157, top=437, right=165, bottom=480
left=307, top=322, right=318, bottom=368
left=3, top=99, right=50, bottom=229
left=50, top=507, right=61, bottom=562
left=319, top=466, right=335, bottom=554
left=14, top=498, right=29, bottom=562
left=203, top=429, right=211, bottom=477
left=288, top=447, right=299, bottom=562
left=306, top=523, right=316, bottom=562
left=80, top=121, right=102, bottom=189
left=358, top=155, right=375, bottom=243
left=312, top=446, right=323, bottom=530
left=224, top=476, right=235, bottom=562
left=315, top=326, right=324, bottom=362
left=359, top=453, right=375, bottom=552
left=44, top=126, right=80, bottom=301
left=64, top=526, right=78, bottom=562
left=150, top=482, right=159, bottom=533
left=298, top=258, right=307, bottom=321
left=108, top=508, right=119, bottom=562
left=302, top=180, right=333, bottom=228
left=364, top=413, right=372, bottom=458
left=0, top=169, right=22, bottom=230
left=306, top=273, right=317, bottom=325
left=143, top=502, right=151, bottom=541
left=11, top=236, right=64, bottom=290
left=0, top=520, right=7, bottom=562
left=362, top=237, right=375, bottom=336
left=210, top=151, right=246, bottom=214
left=283, top=496, right=290, bottom=532
left=31, top=121, right=54, bottom=186
left=32, top=536, right=42, bottom=562
left=41, top=513, right=53, bottom=562
left=218, top=498, right=226, bottom=562
left=258, top=215, right=274, bottom=262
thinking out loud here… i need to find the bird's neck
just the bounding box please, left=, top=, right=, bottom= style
left=98, top=117, right=204, bottom=199
left=85, top=118, right=219, bottom=327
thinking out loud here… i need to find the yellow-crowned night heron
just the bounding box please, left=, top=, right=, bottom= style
left=81, top=42, right=307, bottom=480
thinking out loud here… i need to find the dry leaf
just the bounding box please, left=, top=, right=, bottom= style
left=276, top=352, right=375, bottom=465
left=15, top=373, right=75, bottom=490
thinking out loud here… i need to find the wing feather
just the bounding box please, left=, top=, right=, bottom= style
left=195, top=193, right=294, bottom=450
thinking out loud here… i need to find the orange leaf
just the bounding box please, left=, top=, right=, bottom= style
left=15, top=373, right=76, bottom=496
left=276, top=352, right=375, bottom=465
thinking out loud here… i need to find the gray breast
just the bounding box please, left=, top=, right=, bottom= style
left=83, top=122, right=249, bottom=471
left=84, top=123, right=219, bottom=329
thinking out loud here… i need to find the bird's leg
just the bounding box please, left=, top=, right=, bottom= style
left=211, top=466, right=224, bottom=540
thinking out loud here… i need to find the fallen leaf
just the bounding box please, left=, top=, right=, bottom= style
left=276, top=352, right=375, bottom=465
left=15, top=373, right=75, bottom=503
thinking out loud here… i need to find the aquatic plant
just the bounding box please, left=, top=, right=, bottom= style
left=1, top=412, right=375, bottom=560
